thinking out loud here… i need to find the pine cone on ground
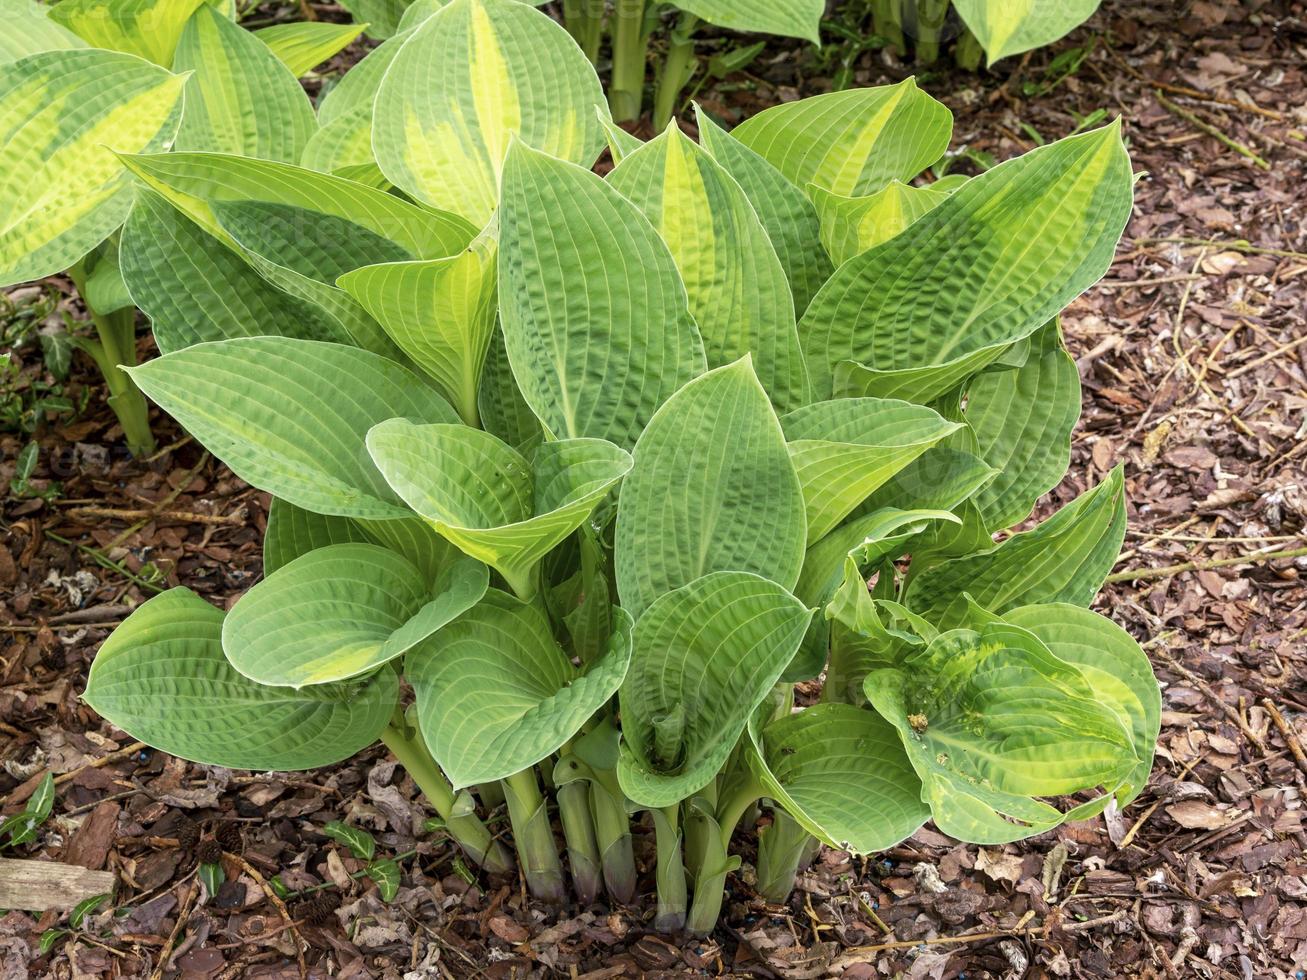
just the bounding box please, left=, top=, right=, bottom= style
left=176, top=819, right=200, bottom=853
left=294, top=892, right=341, bottom=926
left=213, top=822, right=243, bottom=854
left=196, top=838, right=223, bottom=865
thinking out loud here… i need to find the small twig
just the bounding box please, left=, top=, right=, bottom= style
left=1146, top=78, right=1283, bottom=120
left=105, top=451, right=211, bottom=552
left=842, top=910, right=1127, bottom=955
left=150, top=880, right=199, bottom=980
left=1225, top=333, right=1307, bottom=380
left=1105, top=545, right=1307, bottom=583
left=226, top=851, right=308, bottom=980
left=67, top=506, right=242, bottom=526
left=43, top=531, right=165, bottom=594
left=0, top=741, right=145, bottom=808
left=1096, top=273, right=1207, bottom=289
left=1153, top=91, right=1268, bottom=169
left=1261, top=699, right=1307, bottom=776
left=1157, top=652, right=1268, bottom=755
left=1129, top=236, right=1307, bottom=263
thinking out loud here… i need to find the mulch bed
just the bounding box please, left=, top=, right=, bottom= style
left=2, top=0, right=1306, bottom=976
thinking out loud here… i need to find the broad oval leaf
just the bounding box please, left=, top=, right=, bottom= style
left=903, top=466, right=1126, bottom=622
left=0, top=49, right=186, bottom=286
left=409, top=590, right=633, bottom=788
left=84, top=588, right=397, bottom=771
left=224, top=544, right=488, bottom=687
left=953, top=0, right=1101, bottom=64
left=126, top=337, right=459, bottom=519
left=497, top=141, right=706, bottom=450
left=729, top=80, right=952, bottom=197
left=780, top=397, right=962, bottom=543
left=615, top=358, right=807, bottom=620
left=617, top=571, right=812, bottom=807
left=372, top=0, right=609, bottom=223
left=672, top=0, right=823, bottom=41
left=0, top=0, right=87, bottom=66
left=264, top=498, right=372, bottom=574
left=810, top=177, right=959, bottom=265
left=800, top=123, right=1133, bottom=403
left=172, top=5, right=317, bottom=162
left=608, top=124, right=810, bottom=412
left=49, top=0, right=205, bottom=65
left=746, top=703, right=930, bottom=853
left=864, top=619, right=1135, bottom=844
left=253, top=22, right=366, bottom=76
left=367, top=418, right=631, bottom=597
left=1003, top=603, right=1158, bottom=805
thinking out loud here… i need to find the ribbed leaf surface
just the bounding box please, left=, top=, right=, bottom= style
left=617, top=572, right=812, bottom=807
left=0, top=0, right=86, bottom=65
left=84, top=589, right=397, bottom=771
left=49, top=0, right=204, bottom=65
left=672, top=0, right=822, bottom=40
left=811, top=177, right=960, bottom=265
left=264, top=498, right=372, bottom=574
left=615, top=359, right=806, bottom=619
left=254, top=22, right=365, bottom=76
left=953, top=0, right=1101, bottom=63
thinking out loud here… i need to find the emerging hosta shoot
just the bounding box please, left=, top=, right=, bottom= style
left=78, top=0, right=1157, bottom=935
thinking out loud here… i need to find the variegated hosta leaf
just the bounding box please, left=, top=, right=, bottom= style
left=299, top=110, right=383, bottom=183
left=729, top=80, right=952, bottom=198
left=789, top=507, right=958, bottom=681
left=780, top=398, right=962, bottom=544
left=264, top=498, right=373, bottom=574
left=253, top=22, right=366, bottom=76
left=671, top=0, right=823, bottom=41
left=966, top=321, right=1080, bottom=531
left=0, top=0, right=86, bottom=66
left=409, top=590, right=633, bottom=788
left=1004, top=603, right=1158, bottom=805
left=338, top=236, right=498, bottom=424
left=607, top=124, right=811, bottom=412
left=858, top=446, right=997, bottom=516
left=903, top=466, right=1126, bottom=622
left=126, top=337, right=459, bottom=519
left=172, top=5, right=317, bottom=162
left=120, top=188, right=350, bottom=353
left=801, top=123, right=1134, bottom=403
left=695, top=107, right=831, bottom=315
left=118, top=151, right=475, bottom=259
left=811, top=177, right=962, bottom=265
left=372, top=0, right=609, bottom=223
left=84, top=588, right=397, bottom=771
left=617, top=572, right=812, bottom=807
left=864, top=619, right=1135, bottom=844
left=497, top=141, right=706, bottom=450
left=340, top=0, right=410, bottom=38
left=599, top=115, right=643, bottom=163
left=396, top=0, right=446, bottom=31
left=477, top=326, right=542, bottom=449
left=223, top=544, right=488, bottom=687
left=367, top=418, right=631, bottom=597
left=615, top=359, right=806, bottom=620
left=746, top=703, right=929, bottom=852
left=0, top=49, right=185, bottom=287
left=49, top=0, right=205, bottom=65
left=953, top=0, right=1101, bottom=64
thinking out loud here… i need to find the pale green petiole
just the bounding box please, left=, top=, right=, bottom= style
left=650, top=804, right=687, bottom=931
left=557, top=778, right=603, bottom=905
left=755, top=809, right=816, bottom=903
left=501, top=767, right=568, bottom=904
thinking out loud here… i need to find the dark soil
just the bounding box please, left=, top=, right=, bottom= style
left=2, top=1, right=1306, bottom=976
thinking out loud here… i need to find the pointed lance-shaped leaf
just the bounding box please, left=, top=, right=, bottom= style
left=810, top=177, right=961, bottom=266
left=49, top=0, right=206, bottom=65
left=253, top=22, right=366, bottom=77
left=497, top=141, right=706, bottom=450
left=671, top=0, right=823, bottom=41
left=84, top=589, right=397, bottom=772
left=615, top=358, right=807, bottom=620
left=953, top=0, right=1101, bottom=64
left=264, top=498, right=372, bottom=575
left=0, top=0, right=87, bottom=66
left=0, top=49, right=186, bottom=286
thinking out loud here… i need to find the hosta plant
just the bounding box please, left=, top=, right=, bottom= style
left=80, top=0, right=1157, bottom=936
left=0, top=0, right=367, bottom=453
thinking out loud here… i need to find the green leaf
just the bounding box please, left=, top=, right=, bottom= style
left=615, top=359, right=807, bottom=620
left=617, top=572, right=812, bottom=808
left=38, top=929, right=69, bottom=955
left=223, top=545, right=488, bottom=687
left=903, top=466, right=1126, bottom=622
left=84, top=588, right=397, bottom=771
left=338, top=237, right=498, bottom=424
left=323, top=820, right=376, bottom=860
left=800, top=123, right=1133, bottom=403
left=172, top=5, right=317, bottom=162
left=0, top=49, right=186, bottom=287
left=49, top=0, right=205, bottom=65
left=0, top=0, right=86, bottom=66
left=477, top=326, right=541, bottom=449
left=317, top=27, right=409, bottom=124
left=340, top=0, right=410, bottom=37
left=1003, top=603, right=1158, bottom=805
left=126, top=337, right=459, bottom=519
left=780, top=398, right=961, bottom=544
left=810, top=178, right=956, bottom=265
left=497, top=141, right=706, bottom=450
left=366, top=858, right=401, bottom=901
left=730, top=80, right=952, bottom=197
left=865, top=619, right=1135, bottom=843
left=372, top=0, right=609, bottom=223
left=299, top=109, right=382, bottom=182
left=367, top=418, right=631, bottom=597
left=953, top=0, right=1101, bottom=64
left=608, top=124, right=810, bottom=412
left=198, top=860, right=225, bottom=898
left=254, top=22, right=365, bottom=76
left=858, top=446, right=997, bottom=516
left=264, top=498, right=372, bottom=574
left=671, top=0, right=823, bottom=41
left=69, top=893, right=109, bottom=929
left=120, top=189, right=349, bottom=353
left=966, top=321, right=1080, bottom=531
left=746, top=704, right=930, bottom=852
left=25, top=772, right=54, bottom=824
left=694, top=107, right=831, bottom=315
left=409, top=590, right=633, bottom=787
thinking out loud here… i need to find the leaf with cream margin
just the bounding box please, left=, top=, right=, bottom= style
left=0, top=0, right=86, bottom=66
left=672, top=0, right=823, bottom=41
left=223, top=544, right=488, bottom=687
left=810, top=177, right=962, bottom=265
left=49, top=0, right=205, bottom=65
left=254, top=22, right=366, bottom=76
left=83, top=588, right=397, bottom=771
left=953, top=0, right=1101, bottom=64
